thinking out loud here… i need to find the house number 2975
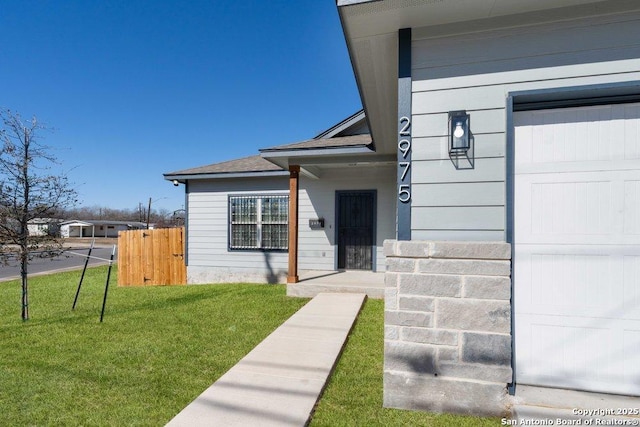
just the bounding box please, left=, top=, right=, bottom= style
left=398, top=116, right=411, bottom=203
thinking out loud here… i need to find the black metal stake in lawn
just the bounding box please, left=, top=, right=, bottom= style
left=72, top=239, right=95, bottom=310
left=100, top=245, right=117, bottom=323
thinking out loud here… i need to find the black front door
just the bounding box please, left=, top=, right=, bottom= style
left=337, top=191, right=375, bottom=270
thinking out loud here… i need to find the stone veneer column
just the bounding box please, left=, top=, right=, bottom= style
left=383, top=240, right=512, bottom=416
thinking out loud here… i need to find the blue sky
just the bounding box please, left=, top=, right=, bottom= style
left=1, top=0, right=361, bottom=213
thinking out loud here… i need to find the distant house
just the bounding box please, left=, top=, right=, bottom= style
left=27, top=218, right=62, bottom=237
left=60, top=220, right=146, bottom=238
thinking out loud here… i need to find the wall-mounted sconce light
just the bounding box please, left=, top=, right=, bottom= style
left=448, top=110, right=474, bottom=169
left=449, top=111, right=470, bottom=154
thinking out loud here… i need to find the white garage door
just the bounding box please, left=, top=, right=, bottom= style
left=514, top=103, right=640, bottom=396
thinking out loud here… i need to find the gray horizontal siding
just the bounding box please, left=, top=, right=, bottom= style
left=412, top=158, right=505, bottom=183
left=409, top=9, right=640, bottom=240
left=413, top=12, right=640, bottom=89
left=412, top=133, right=505, bottom=161
left=412, top=229, right=505, bottom=242
left=413, top=72, right=640, bottom=114
left=412, top=206, right=504, bottom=230
left=185, top=167, right=395, bottom=278
left=298, top=165, right=396, bottom=272
left=412, top=182, right=504, bottom=207
left=412, top=109, right=505, bottom=137
left=186, top=177, right=289, bottom=277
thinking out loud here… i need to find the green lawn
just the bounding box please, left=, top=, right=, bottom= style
left=1, top=267, right=497, bottom=426
left=0, top=267, right=308, bottom=425
left=309, top=299, right=499, bottom=426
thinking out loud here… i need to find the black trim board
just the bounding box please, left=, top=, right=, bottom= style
left=184, top=181, right=189, bottom=267
left=397, top=27, right=412, bottom=241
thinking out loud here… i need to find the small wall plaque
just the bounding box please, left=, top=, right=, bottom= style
left=309, top=218, right=325, bottom=229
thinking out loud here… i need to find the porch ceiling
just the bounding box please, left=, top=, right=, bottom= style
left=265, top=151, right=395, bottom=179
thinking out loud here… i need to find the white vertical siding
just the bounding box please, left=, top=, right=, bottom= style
left=513, top=104, right=640, bottom=395
left=410, top=10, right=640, bottom=241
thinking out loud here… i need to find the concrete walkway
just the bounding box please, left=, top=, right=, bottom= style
left=288, top=270, right=384, bottom=299
left=166, top=293, right=366, bottom=426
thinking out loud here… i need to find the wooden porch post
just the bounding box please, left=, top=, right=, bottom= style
left=287, top=165, right=300, bottom=283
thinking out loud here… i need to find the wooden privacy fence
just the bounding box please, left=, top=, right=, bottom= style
left=118, top=227, right=186, bottom=286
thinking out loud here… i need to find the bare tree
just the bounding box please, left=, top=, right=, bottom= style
left=0, top=110, right=77, bottom=320
left=61, top=204, right=174, bottom=223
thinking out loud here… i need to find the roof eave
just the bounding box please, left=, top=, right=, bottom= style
left=260, top=145, right=384, bottom=172
left=163, top=170, right=289, bottom=182
left=60, top=220, right=93, bottom=226
left=260, top=145, right=373, bottom=158
left=313, top=109, right=366, bottom=139
left=337, top=0, right=620, bottom=156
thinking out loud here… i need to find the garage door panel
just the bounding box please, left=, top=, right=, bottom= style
left=515, top=247, right=627, bottom=318
left=515, top=103, right=640, bottom=165
left=624, top=255, right=640, bottom=317
left=527, top=179, right=615, bottom=239
left=625, top=180, right=640, bottom=234
left=516, top=171, right=640, bottom=245
left=515, top=103, right=640, bottom=396
left=516, top=159, right=640, bottom=174
left=517, top=317, right=614, bottom=388
left=516, top=315, right=640, bottom=395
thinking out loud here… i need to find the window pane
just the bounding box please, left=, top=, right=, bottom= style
left=231, top=197, right=257, bottom=224
left=231, top=224, right=257, bottom=249
left=262, top=196, right=288, bottom=250
left=262, top=224, right=288, bottom=250
left=229, top=195, right=288, bottom=250
left=229, top=196, right=258, bottom=249
left=262, top=196, right=288, bottom=223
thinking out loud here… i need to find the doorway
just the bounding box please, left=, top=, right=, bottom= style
left=336, top=190, right=376, bottom=270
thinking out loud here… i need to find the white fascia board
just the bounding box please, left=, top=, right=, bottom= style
left=337, top=0, right=378, bottom=6
left=261, top=146, right=373, bottom=159
left=300, top=166, right=322, bottom=180
left=314, top=110, right=366, bottom=139
left=60, top=220, right=93, bottom=226
left=163, top=171, right=289, bottom=182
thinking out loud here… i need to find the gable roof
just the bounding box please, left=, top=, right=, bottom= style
left=313, top=110, right=368, bottom=139
left=164, top=155, right=288, bottom=181
left=259, top=133, right=372, bottom=153
left=164, top=111, right=372, bottom=182
left=166, top=155, right=283, bottom=176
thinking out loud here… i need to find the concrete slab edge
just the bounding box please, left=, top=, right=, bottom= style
left=305, top=293, right=367, bottom=424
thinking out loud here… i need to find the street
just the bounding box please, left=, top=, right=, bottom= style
left=0, top=246, right=117, bottom=282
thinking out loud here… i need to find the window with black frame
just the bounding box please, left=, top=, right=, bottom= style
left=229, top=195, right=288, bottom=250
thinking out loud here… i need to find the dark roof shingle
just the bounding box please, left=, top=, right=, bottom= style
left=165, top=155, right=284, bottom=176
left=260, top=133, right=372, bottom=152
left=165, top=133, right=373, bottom=178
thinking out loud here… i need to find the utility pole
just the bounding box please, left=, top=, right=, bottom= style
left=146, top=197, right=152, bottom=229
